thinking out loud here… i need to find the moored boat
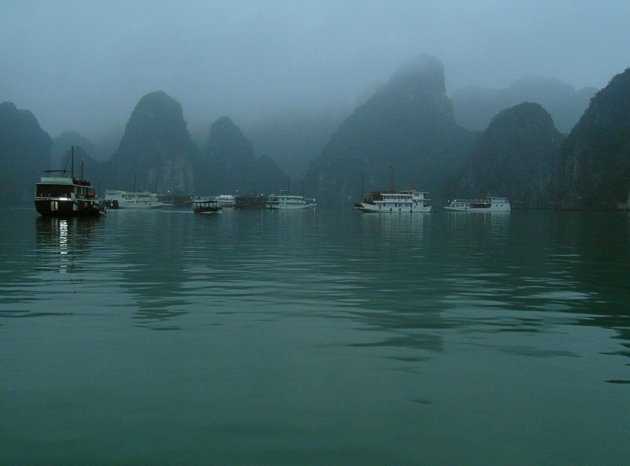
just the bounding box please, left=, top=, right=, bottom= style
left=266, top=193, right=316, bottom=209
left=359, top=190, right=432, bottom=213
left=104, top=190, right=165, bottom=209
left=235, top=194, right=268, bottom=209
left=444, top=197, right=510, bottom=212
left=214, top=194, right=236, bottom=208
left=192, top=197, right=222, bottom=214
left=34, top=147, right=103, bottom=218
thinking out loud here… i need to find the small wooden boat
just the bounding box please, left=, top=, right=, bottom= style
left=192, top=197, right=222, bottom=214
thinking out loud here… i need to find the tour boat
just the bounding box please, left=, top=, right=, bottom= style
left=104, top=190, right=165, bottom=209
left=192, top=197, right=222, bottom=214
left=359, top=190, right=432, bottom=213
left=235, top=194, right=268, bottom=209
left=34, top=147, right=104, bottom=217
left=214, top=194, right=236, bottom=208
left=266, top=193, right=316, bottom=209
left=444, top=197, right=511, bottom=212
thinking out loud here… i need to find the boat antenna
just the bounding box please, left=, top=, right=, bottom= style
left=287, top=176, right=290, bottom=194
left=71, top=146, right=74, bottom=179
left=80, top=159, right=84, bottom=180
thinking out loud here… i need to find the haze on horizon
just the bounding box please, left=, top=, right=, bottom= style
left=1, top=0, right=628, bottom=139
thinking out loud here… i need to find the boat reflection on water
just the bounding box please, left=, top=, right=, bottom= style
left=445, top=209, right=510, bottom=240
left=35, top=217, right=100, bottom=274
left=360, top=208, right=427, bottom=236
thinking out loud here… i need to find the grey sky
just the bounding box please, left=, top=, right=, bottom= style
left=1, top=0, right=628, bottom=138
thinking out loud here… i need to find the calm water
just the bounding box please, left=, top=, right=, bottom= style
left=1, top=207, right=629, bottom=465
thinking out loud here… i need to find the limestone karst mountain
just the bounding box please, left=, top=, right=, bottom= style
left=552, top=68, right=630, bottom=209
left=304, top=55, right=475, bottom=205
left=196, top=117, right=287, bottom=195
left=452, top=77, right=596, bottom=134
left=108, top=91, right=197, bottom=194
left=458, top=102, right=564, bottom=208
left=0, top=102, right=52, bottom=202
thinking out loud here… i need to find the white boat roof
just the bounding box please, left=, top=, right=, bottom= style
left=39, top=176, right=74, bottom=184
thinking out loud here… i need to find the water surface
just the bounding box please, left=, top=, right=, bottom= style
left=1, top=207, right=629, bottom=464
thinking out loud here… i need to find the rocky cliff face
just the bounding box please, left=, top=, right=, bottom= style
left=459, top=102, right=563, bottom=208
left=109, top=91, right=196, bottom=194
left=552, top=68, right=630, bottom=209
left=196, top=117, right=286, bottom=195
left=0, top=102, right=52, bottom=202
left=304, top=55, right=475, bottom=205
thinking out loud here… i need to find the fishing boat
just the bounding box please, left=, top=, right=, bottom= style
left=266, top=193, right=316, bottom=209
left=104, top=190, right=165, bottom=209
left=34, top=147, right=104, bottom=217
left=359, top=190, right=432, bottom=213
left=444, top=197, right=511, bottom=212
left=192, top=197, right=222, bottom=214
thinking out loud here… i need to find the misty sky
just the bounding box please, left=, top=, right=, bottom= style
left=1, top=0, right=629, bottom=138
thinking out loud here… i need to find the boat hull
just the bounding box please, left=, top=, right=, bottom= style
left=359, top=203, right=432, bottom=213
left=34, top=199, right=102, bottom=217
left=266, top=203, right=316, bottom=209
left=444, top=206, right=510, bottom=212
left=194, top=208, right=221, bottom=214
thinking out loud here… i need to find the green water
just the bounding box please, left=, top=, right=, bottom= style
left=1, top=207, right=629, bottom=465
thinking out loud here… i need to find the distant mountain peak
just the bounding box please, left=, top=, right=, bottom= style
left=205, top=116, right=254, bottom=161
left=304, top=54, right=473, bottom=204
left=460, top=101, right=563, bottom=207
left=110, top=91, right=196, bottom=193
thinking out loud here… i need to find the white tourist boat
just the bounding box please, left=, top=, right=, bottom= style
left=444, top=197, right=511, bottom=212
left=214, top=194, right=236, bottom=208
left=266, top=193, right=316, bottom=209
left=104, top=190, right=166, bottom=209
left=359, top=190, right=432, bottom=213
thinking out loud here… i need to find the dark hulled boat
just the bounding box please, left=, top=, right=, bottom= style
left=192, top=197, right=222, bottom=214
left=235, top=194, right=268, bottom=209
left=34, top=147, right=104, bottom=218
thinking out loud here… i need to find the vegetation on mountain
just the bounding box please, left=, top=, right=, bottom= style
left=0, top=102, right=52, bottom=202
left=458, top=102, right=564, bottom=207
left=552, top=68, right=630, bottom=209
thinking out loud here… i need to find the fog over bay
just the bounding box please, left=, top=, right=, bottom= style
left=1, top=0, right=629, bottom=139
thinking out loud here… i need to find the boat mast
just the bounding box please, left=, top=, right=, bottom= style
left=71, top=146, right=75, bottom=179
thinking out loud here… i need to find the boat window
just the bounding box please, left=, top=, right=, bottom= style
left=36, top=184, right=73, bottom=197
